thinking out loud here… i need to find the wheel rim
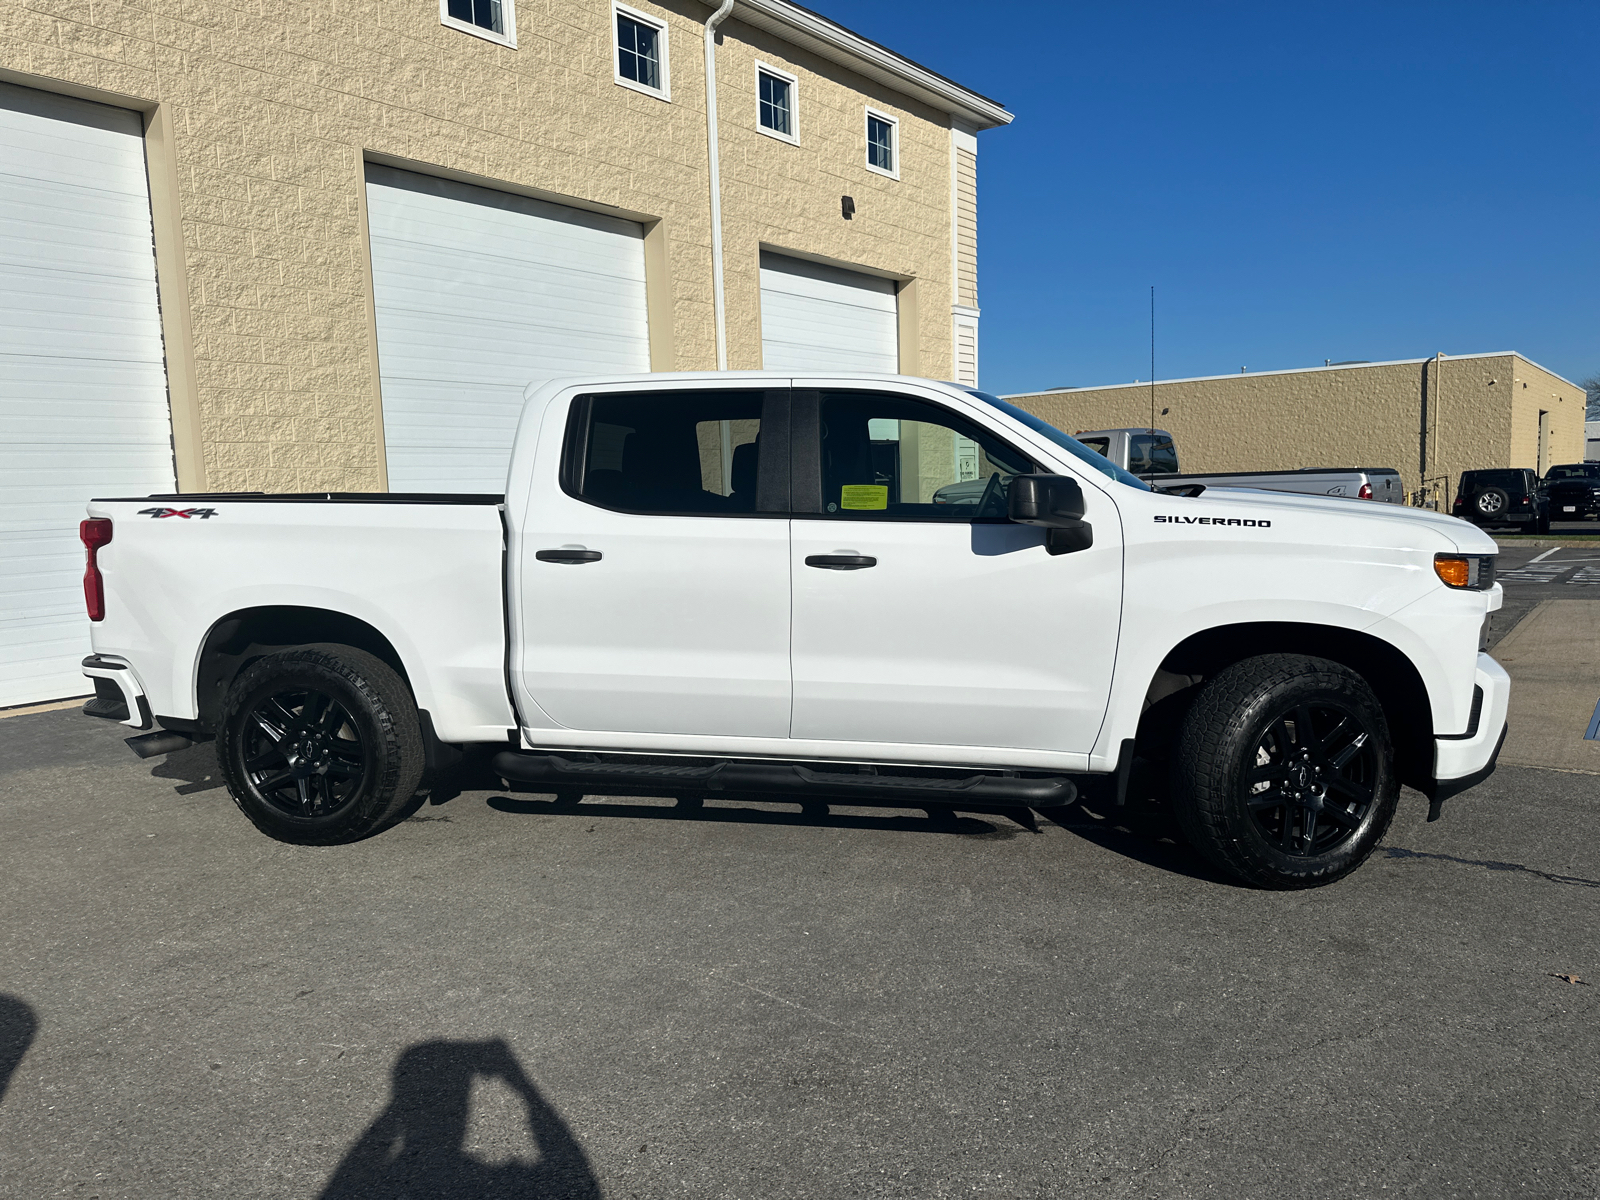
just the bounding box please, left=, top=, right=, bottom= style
left=240, top=687, right=369, bottom=819
left=1479, top=494, right=1502, bottom=513
left=1244, top=703, right=1378, bottom=857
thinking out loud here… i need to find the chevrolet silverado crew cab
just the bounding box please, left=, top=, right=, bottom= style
left=79, top=373, right=1509, bottom=889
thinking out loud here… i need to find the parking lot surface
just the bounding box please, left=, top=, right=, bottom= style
left=3, top=659, right=1599, bottom=1199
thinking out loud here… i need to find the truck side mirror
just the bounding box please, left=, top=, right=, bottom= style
left=1008, top=474, right=1093, bottom=555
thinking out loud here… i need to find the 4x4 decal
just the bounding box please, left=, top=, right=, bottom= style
left=137, top=507, right=219, bottom=520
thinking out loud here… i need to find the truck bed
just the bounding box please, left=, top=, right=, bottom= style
left=83, top=492, right=514, bottom=743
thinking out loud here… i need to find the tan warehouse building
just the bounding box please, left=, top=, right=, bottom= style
left=0, top=0, right=1007, bottom=705
left=1006, top=354, right=1585, bottom=507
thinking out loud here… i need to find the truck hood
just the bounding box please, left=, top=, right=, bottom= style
left=1178, top=486, right=1498, bottom=553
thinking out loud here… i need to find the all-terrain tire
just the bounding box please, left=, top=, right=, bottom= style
left=1171, top=654, right=1399, bottom=889
left=1474, top=488, right=1509, bottom=517
left=218, top=646, right=425, bottom=845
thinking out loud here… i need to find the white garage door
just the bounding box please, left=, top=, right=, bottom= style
left=0, top=83, right=175, bottom=708
left=759, top=252, right=899, bottom=374
left=365, top=165, right=651, bottom=493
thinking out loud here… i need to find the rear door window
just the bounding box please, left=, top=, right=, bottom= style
left=564, top=390, right=785, bottom=515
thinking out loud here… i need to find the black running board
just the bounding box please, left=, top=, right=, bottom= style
left=490, top=751, right=1077, bottom=808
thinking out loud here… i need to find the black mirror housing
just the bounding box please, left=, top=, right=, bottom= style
left=1009, top=474, right=1086, bottom=524
left=1008, top=474, right=1093, bottom=555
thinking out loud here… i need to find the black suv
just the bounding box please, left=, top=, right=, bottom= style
left=1540, top=463, right=1600, bottom=520
left=1453, top=468, right=1550, bottom=532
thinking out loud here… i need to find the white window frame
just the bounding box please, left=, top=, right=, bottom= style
left=439, top=0, right=518, bottom=49
left=864, top=107, right=900, bottom=180
left=613, top=2, right=671, bottom=102
left=755, top=61, right=799, bottom=145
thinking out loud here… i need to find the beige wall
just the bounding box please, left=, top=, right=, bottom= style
left=0, top=0, right=970, bottom=491
left=1007, top=354, right=1585, bottom=504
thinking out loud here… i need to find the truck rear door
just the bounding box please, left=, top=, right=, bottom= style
left=510, top=385, right=793, bottom=738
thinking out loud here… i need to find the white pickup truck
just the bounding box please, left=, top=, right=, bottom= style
left=79, top=373, right=1508, bottom=889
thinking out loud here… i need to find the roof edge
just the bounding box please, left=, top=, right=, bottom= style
left=732, top=0, right=1012, bottom=129
left=1004, top=352, right=1582, bottom=399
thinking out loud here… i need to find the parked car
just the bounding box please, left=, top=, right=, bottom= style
left=1069, top=427, right=1403, bottom=503
left=1453, top=468, right=1550, bottom=532
left=79, top=373, right=1507, bottom=890
left=1540, top=463, right=1600, bottom=521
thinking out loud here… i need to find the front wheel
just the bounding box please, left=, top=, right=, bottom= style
left=218, top=646, right=425, bottom=845
left=1171, top=654, right=1399, bottom=889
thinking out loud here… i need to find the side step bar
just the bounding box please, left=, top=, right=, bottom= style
left=490, top=751, right=1077, bottom=808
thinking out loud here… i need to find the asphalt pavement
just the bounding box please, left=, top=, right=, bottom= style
left=4, top=627, right=1600, bottom=1198
left=3, top=540, right=1599, bottom=1198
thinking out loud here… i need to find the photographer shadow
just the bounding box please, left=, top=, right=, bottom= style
left=0, top=994, right=37, bottom=1105
left=319, top=1038, right=600, bottom=1200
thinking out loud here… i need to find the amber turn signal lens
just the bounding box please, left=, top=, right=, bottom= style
left=1434, top=556, right=1472, bottom=588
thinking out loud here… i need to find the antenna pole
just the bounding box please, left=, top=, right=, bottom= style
left=1149, top=286, right=1156, bottom=432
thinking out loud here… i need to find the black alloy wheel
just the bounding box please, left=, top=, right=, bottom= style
left=1171, top=653, right=1400, bottom=889
left=217, top=646, right=426, bottom=844
left=239, top=687, right=368, bottom=819
left=1243, top=703, right=1378, bottom=857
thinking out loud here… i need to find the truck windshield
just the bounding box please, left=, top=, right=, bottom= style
left=963, top=390, right=1151, bottom=490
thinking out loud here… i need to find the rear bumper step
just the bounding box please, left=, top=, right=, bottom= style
left=490, top=751, right=1077, bottom=808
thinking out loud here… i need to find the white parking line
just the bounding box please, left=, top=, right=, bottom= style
left=1531, top=547, right=1561, bottom=563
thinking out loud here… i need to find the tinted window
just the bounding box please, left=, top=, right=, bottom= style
left=1545, top=464, right=1597, bottom=481
left=1077, top=436, right=1111, bottom=457
left=570, top=391, right=769, bottom=515
left=1463, top=470, right=1527, bottom=491
left=1130, top=434, right=1178, bottom=475
left=814, top=391, right=1033, bottom=520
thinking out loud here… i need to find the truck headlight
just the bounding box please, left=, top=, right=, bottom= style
left=1435, top=554, right=1496, bottom=590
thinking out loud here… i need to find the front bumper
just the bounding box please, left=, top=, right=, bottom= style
left=1428, top=652, right=1510, bottom=812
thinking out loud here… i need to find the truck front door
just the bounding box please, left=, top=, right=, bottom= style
left=511, top=386, right=793, bottom=739
left=786, top=386, right=1123, bottom=758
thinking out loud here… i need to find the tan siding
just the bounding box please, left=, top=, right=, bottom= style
left=954, top=147, right=978, bottom=308
left=0, top=0, right=964, bottom=490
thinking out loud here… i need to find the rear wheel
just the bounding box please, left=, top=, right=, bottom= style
left=1172, top=654, right=1399, bottom=889
left=218, top=647, right=424, bottom=845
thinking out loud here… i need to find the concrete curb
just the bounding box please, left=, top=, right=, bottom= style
left=1494, top=539, right=1600, bottom=550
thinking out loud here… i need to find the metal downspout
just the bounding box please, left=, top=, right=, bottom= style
left=704, top=0, right=735, bottom=370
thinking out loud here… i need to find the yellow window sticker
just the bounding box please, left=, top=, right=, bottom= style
left=840, top=485, right=888, bottom=510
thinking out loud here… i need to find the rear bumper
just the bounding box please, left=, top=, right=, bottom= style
left=81, top=656, right=153, bottom=730
left=1431, top=652, right=1510, bottom=795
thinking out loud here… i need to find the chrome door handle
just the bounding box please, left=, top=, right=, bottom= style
left=805, top=554, right=876, bottom=570
left=536, top=548, right=602, bottom=564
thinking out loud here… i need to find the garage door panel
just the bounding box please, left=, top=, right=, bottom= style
left=759, top=252, right=899, bottom=375
left=366, top=165, right=651, bottom=493
left=0, top=83, right=175, bottom=707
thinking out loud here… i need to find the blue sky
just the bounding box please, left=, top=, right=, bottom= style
left=821, top=1, right=1599, bottom=395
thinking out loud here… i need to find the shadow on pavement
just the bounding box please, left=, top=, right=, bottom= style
left=0, top=994, right=38, bottom=1104
left=319, top=1038, right=600, bottom=1200
left=147, top=740, right=226, bottom=796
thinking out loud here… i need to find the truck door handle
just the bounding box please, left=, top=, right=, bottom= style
left=536, top=548, right=602, bottom=564
left=805, top=554, right=876, bottom=570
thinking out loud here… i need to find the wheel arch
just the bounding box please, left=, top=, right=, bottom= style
left=1145, top=621, right=1435, bottom=794
left=192, top=606, right=411, bottom=730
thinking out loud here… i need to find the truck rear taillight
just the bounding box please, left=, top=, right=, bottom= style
left=80, top=518, right=112, bottom=622
left=1358, top=483, right=1373, bottom=500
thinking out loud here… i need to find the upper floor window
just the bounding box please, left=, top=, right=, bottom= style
left=441, top=0, right=516, bottom=48
left=757, top=64, right=797, bottom=143
left=865, top=109, right=898, bottom=179
left=615, top=3, right=670, bottom=100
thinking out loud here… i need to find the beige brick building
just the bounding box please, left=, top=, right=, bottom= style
left=1006, top=354, right=1585, bottom=506
left=0, top=0, right=1007, bottom=492
left=0, top=0, right=1008, bottom=705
